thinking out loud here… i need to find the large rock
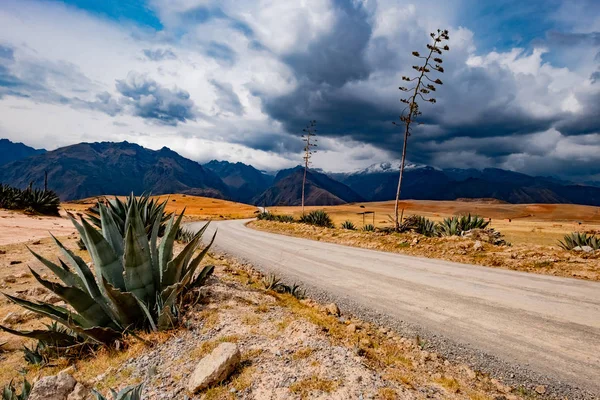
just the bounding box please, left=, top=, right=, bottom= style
left=67, top=383, right=92, bottom=400
left=29, top=372, right=77, bottom=400
left=187, top=342, right=241, bottom=393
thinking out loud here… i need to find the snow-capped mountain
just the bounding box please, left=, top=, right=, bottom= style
left=354, top=161, right=427, bottom=175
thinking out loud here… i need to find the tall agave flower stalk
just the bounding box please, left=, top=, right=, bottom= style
left=393, top=29, right=450, bottom=230
left=0, top=197, right=215, bottom=347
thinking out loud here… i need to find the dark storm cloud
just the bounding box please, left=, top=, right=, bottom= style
left=143, top=48, right=177, bottom=61
left=116, top=72, right=196, bottom=125
left=210, top=79, right=243, bottom=115
left=555, top=92, right=600, bottom=136
left=282, top=0, right=372, bottom=88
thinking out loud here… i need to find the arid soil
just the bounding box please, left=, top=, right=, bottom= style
left=0, top=215, right=541, bottom=399
left=267, top=200, right=600, bottom=246
left=63, top=194, right=258, bottom=221
left=250, top=220, right=600, bottom=281
left=0, top=210, right=76, bottom=245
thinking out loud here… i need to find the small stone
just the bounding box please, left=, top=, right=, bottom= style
left=15, top=272, right=31, bottom=279
left=473, top=241, right=484, bottom=251
left=411, top=238, right=419, bottom=245
left=572, top=246, right=583, bottom=252
left=3, top=276, right=16, bottom=284
left=347, top=324, right=357, bottom=333
left=9, top=261, right=22, bottom=265
left=187, top=343, right=241, bottom=393
left=0, top=250, right=6, bottom=254
left=359, top=338, right=372, bottom=348
left=535, top=385, right=546, bottom=394
left=325, top=303, right=340, bottom=316
left=463, top=367, right=477, bottom=380
left=2, top=312, right=19, bottom=325
left=67, top=383, right=91, bottom=400
left=28, top=372, right=77, bottom=400
left=580, top=246, right=593, bottom=253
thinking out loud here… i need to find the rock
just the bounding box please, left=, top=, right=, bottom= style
left=580, top=246, right=593, bottom=253
left=29, top=372, right=77, bottom=400
left=187, top=342, right=241, bottom=393
left=534, top=385, right=546, bottom=394
left=3, top=276, right=17, bottom=284
left=347, top=324, right=357, bottom=333
left=43, top=294, right=63, bottom=304
left=473, top=241, right=484, bottom=251
left=67, top=383, right=91, bottom=400
left=359, top=338, right=372, bottom=348
left=411, top=238, right=419, bottom=245
left=572, top=246, right=583, bottom=252
left=0, top=250, right=6, bottom=254
left=27, top=287, right=48, bottom=298
left=2, top=312, right=19, bottom=325
left=325, top=303, right=340, bottom=316
left=463, top=366, right=477, bottom=380
left=9, top=261, right=22, bottom=265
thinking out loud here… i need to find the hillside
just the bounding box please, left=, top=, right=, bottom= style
left=203, top=160, right=273, bottom=203
left=0, top=138, right=46, bottom=166
left=254, top=168, right=363, bottom=206
left=337, top=164, right=600, bottom=206
left=0, top=141, right=229, bottom=201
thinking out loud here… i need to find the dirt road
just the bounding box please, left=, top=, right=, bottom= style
left=189, top=219, right=600, bottom=397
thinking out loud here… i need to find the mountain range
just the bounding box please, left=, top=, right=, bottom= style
left=0, top=139, right=46, bottom=166
left=1, top=139, right=600, bottom=207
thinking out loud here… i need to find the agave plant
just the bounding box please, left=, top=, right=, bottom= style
left=437, top=214, right=489, bottom=236
left=341, top=220, right=356, bottom=230
left=87, top=194, right=171, bottom=239
left=558, top=232, right=600, bottom=251
left=362, top=224, right=375, bottom=232
left=0, top=200, right=215, bottom=347
left=0, top=184, right=60, bottom=216
left=92, top=383, right=143, bottom=400
left=262, top=274, right=283, bottom=291
left=2, top=378, right=31, bottom=400
left=401, top=215, right=437, bottom=237
left=175, top=227, right=196, bottom=244
left=256, top=211, right=275, bottom=221
left=275, top=214, right=295, bottom=223
left=299, top=210, right=334, bottom=228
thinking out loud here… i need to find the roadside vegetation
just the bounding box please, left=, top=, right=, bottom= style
left=0, top=184, right=60, bottom=216
left=0, top=193, right=215, bottom=365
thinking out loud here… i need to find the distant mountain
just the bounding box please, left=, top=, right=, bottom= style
left=0, top=141, right=229, bottom=201
left=337, top=162, right=600, bottom=206
left=0, top=139, right=46, bottom=166
left=203, top=160, right=273, bottom=203
left=254, top=167, right=364, bottom=206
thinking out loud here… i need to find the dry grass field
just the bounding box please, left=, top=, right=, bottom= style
left=63, top=194, right=259, bottom=221
left=266, top=200, right=600, bottom=247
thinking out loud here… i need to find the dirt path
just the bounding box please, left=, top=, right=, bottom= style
left=188, top=219, right=600, bottom=398
left=0, top=210, right=75, bottom=245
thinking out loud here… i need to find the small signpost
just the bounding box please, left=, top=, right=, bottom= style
left=357, top=211, right=375, bottom=227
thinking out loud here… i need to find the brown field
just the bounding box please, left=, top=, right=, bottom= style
left=266, top=200, right=600, bottom=246
left=63, top=194, right=258, bottom=221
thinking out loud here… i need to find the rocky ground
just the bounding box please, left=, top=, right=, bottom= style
left=249, top=220, right=600, bottom=281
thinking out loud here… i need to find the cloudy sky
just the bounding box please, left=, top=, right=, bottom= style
left=0, top=0, right=598, bottom=181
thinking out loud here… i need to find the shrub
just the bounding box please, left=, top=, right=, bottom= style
left=299, top=210, right=334, bottom=228
left=558, top=232, right=600, bottom=251
left=262, top=274, right=305, bottom=299
left=0, top=200, right=216, bottom=352
left=341, top=220, right=356, bottom=230
left=437, top=214, right=489, bottom=236
left=0, top=184, right=60, bottom=216
left=400, top=215, right=437, bottom=237
left=362, top=224, right=375, bottom=232
left=257, top=212, right=294, bottom=223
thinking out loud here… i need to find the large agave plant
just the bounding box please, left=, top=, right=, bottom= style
left=437, top=214, right=489, bottom=236
left=558, top=232, right=600, bottom=251
left=400, top=215, right=437, bottom=237
left=299, top=210, right=334, bottom=228
left=0, top=184, right=60, bottom=216
left=0, top=200, right=215, bottom=347
left=87, top=194, right=171, bottom=239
